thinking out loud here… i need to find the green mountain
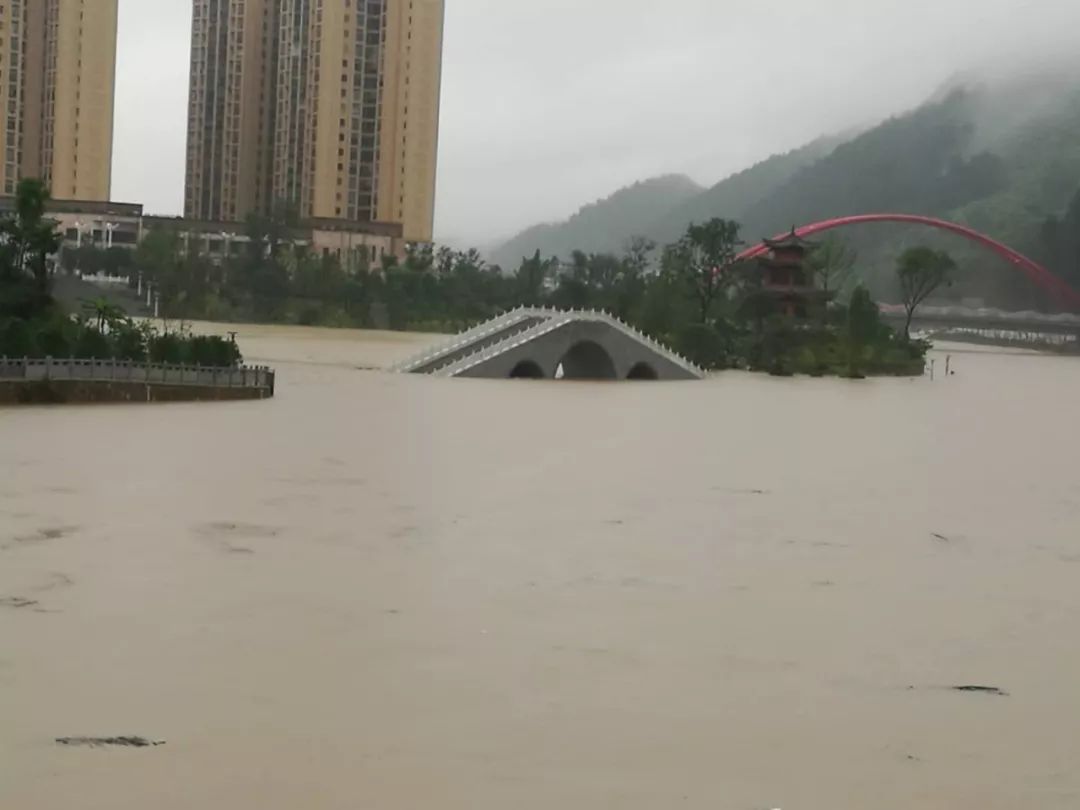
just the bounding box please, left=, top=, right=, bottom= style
left=489, top=175, right=703, bottom=269
left=490, top=64, right=1080, bottom=309
left=646, top=136, right=846, bottom=247
left=730, top=74, right=1080, bottom=305
left=489, top=141, right=839, bottom=268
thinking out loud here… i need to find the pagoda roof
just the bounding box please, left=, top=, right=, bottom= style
left=762, top=228, right=820, bottom=251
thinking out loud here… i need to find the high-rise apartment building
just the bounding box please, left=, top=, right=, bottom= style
left=0, top=0, right=119, bottom=200
left=185, top=0, right=443, bottom=244
left=185, top=0, right=276, bottom=223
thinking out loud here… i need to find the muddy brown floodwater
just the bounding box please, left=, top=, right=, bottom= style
left=2, top=324, right=1079, bottom=810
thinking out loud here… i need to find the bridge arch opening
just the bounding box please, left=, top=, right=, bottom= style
left=558, top=341, right=617, bottom=380
left=509, top=359, right=545, bottom=379
left=627, top=362, right=659, bottom=380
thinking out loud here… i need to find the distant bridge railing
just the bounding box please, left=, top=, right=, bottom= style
left=878, top=304, right=1080, bottom=336
left=0, top=357, right=275, bottom=392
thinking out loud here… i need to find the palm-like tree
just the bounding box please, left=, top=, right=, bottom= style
left=81, top=297, right=128, bottom=333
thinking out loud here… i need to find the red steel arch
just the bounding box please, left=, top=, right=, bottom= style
left=734, top=214, right=1080, bottom=308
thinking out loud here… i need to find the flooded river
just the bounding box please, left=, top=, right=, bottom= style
left=2, top=324, right=1079, bottom=809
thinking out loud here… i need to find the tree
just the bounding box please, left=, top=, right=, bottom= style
left=243, top=199, right=299, bottom=263
left=233, top=209, right=293, bottom=318
left=134, top=229, right=181, bottom=286
left=0, top=178, right=62, bottom=296
left=1041, top=188, right=1080, bottom=286
left=514, top=250, right=550, bottom=305
left=607, top=239, right=653, bottom=320
left=896, top=247, right=955, bottom=338
left=808, top=235, right=856, bottom=297
left=846, top=286, right=881, bottom=344
left=623, top=236, right=656, bottom=277
left=663, top=218, right=743, bottom=323
left=845, top=285, right=882, bottom=376
left=81, top=298, right=127, bottom=333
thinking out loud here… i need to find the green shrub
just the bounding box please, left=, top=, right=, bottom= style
left=148, top=332, right=186, bottom=364
left=0, top=318, right=34, bottom=357
left=74, top=327, right=112, bottom=359
left=676, top=323, right=733, bottom=370
left=110, top=322, right=149, bottom=361
left=34, top=317, right=76, bottom=358
left=186, top=335, right=241, bottom=367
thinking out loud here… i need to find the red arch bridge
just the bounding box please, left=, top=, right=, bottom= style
left=734, top=213, right=1080, bottom=310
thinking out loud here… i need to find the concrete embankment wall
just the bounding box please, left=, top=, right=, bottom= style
left=0, top=380, right=272, bottom=405
left=0, top=359, right=276, bottom=405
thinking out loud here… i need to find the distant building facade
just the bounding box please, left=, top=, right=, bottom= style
left=185, top=0, right=444, bottom=243
left=0, top=197, right=405, bottom=272
left=0, top=0, right=119, bottom=200
left=143, top=214, right=403, bottom=271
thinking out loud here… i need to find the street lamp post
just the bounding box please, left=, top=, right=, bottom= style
left=71, top=220, right=88, bottom=275
left=221, top=231, right=234, bottom=285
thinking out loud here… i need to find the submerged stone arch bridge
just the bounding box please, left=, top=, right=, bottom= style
left=394, top=308, right=704, bottom=381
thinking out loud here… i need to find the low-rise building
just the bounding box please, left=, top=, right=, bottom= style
left=0, top=198, right=144, bottom=250
left=0, top=196, right=406, bottom=269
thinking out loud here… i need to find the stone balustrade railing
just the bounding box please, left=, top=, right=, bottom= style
left=0, top=357, right=275, bottom=392
left=395, top=306, right=704, bottom=378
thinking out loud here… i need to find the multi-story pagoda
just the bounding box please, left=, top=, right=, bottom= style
left=758, top=229, right=832, bottom=318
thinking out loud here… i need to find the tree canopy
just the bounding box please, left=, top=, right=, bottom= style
left=896, top=247, right=956, bottom=337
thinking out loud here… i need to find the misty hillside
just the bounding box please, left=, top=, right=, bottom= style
left=490, top=175, right=702, bottom=269
left=646, top=136, right=847, bottom=247
left=489, top=141, right=837, bottom=268
left=735, top=75, right=1080, bottom=304
left=489, top=66, right=1080, bottom=307
left=736, top=79, right=1080, bottom=238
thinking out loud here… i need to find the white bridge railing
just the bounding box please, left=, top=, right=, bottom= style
left=441, top=314, right=579, bottom=377
left=585, top=309, right=704, bottom=378
left=0, top=357, right=275, bottom=391
left=399, top=307, right=705, bottom=379
left=392, top=306, right=543, bottom=373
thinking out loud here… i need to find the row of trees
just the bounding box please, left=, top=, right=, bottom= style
left=124, top=205, right=945, bottom=376
left=1040, top=188, right=1080, bottom=287
left=0, top=179, right=241, bottom=365
left=2, top=176, right=959, bottom=376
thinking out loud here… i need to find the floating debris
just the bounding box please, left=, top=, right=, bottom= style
left=56, top=736, right=165, bottom=748
left=951, top=685, right=1009, bottom=697
left=0, top=596, right=39, bottom=609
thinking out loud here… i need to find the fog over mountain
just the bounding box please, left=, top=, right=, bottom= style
left=112, top=1, right=1080, bottom=246
left=491, top=60, right=1080, bottom=310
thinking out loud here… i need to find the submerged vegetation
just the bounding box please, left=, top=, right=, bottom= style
left=41, top=193, right=931, bottom=377
left=2, top=176, right=936, bottom=377
left=1, top=180, right=241, bottom=366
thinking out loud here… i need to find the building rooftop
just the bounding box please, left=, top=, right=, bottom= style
left=0, top=197, right=144, bottom=218
left=762, top=228, right=820, bottom=253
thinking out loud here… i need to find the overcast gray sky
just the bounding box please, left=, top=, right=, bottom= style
left=113, top=0, right=1080, bottom=246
